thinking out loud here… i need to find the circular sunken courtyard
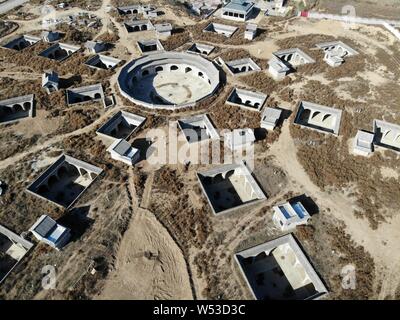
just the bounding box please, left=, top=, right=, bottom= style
left=118, top=51, right=221, bottom=109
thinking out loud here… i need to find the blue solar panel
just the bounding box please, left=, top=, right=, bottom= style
left=292, top=203, right=305, bottom=219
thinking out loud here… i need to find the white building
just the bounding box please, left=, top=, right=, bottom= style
left=29, top=215, right=71, bottom=250
left=245, top=23, right=257, bottom=40
left=221, top=0, right=255, bottom=22
left=261, top=107, right=282, bottom=130
left=273, top=201, right=311, bottom=231
left=268, top=56, right=290, bottom=80
left=154, top=23, right=173, bottom=37
left=107, top=139, right=140, bottom=166
left=224, top=128, right=255, bottom=151
left=42, top=71, right=59, bottom=94
left=41, top=30, right=60, bottom=43
left=353, top=130, right=374, bottom=156
left=85, top=40, right=106, bottom=54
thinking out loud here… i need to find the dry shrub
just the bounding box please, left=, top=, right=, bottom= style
left=57, top=107, right=100, bottom=134
left=161, top=30, right=191, bottom=51
left=290, top=121, right=400, bottom=229
left=96, top=32, right=119, bottom=43
left=150, top=167, right=213, bottom=251
left=241, top=71, right=292, bottom=95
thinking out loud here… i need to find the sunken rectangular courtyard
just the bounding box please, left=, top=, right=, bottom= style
left=197, top=162, right=266, bottom=215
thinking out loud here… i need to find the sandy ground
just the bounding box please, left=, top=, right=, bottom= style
left=1, top=0, right=400, bottom=300
left=269, top=123, right=400, bottom=299
left=96, top=208, right=193, bottom=300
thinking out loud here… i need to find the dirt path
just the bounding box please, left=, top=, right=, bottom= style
left=96, top=208, right=193, bottom=300
left=0, top=102, right=120, bottom=170
left=140, top=172, right=154, bottom=209
left=269, top=123, right=400, bottom=298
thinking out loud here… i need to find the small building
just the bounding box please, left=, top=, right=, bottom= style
left=353, top=130, right=374, bottom=156
left=224, top=128, right=255, bottom=151
left=245, top=23, right=257, bottom=40
left=107, top=139, right=140, bottom=166
left=273, top=201, right=311, bottom=231
left=85, top=40, right=106, bottom=54
left=29, top=215, right=71, bottom=250
left=261, top=107, right=282, bottom=130
left=221, top=0, right=255, bottom=22
left=268, top=56, right=290, bottom=80
left=42, top=71, right=59, bottom=94
left=41, top=30, right=61, bottom=43
left=154, top=23, right=173, bottom=37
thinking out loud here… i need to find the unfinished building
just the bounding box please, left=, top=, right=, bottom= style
left=235, top=234, right=328, bottom=300
left=197, top=162, right=266, bottom=215
left=96, top=111, right=146, bottom=144
left=85, top=54, right=121, bottom=70
left=187, top=43, right=215, bottom=56
left=29, top=215, right=71, bottom=250
left=373, top=120, right=400, bottom=152
left=66, top=84, right=105, bottom=106
left=118, top=51, right=220, bottom=109
left=124, top=19, right=154, bottom=33
left=177, top=114, right=220, bottom=144
left=39, top=42, right=80, bottom=61
left=221, top=0, right=255, bottom=22
left=226, top=88, right=267, bottom=111
left=203, top=22, right=238, bottom=38
left=316, top=41, right=358, bottom=67
left=26, top=154, right=103, bottom=209
left=224, top=58, right=261, bottom=75
left=294, top=101, right=342, bottom=136
left=261, top=107, right=282, bottom=130
left=0, top=224, right=33, bottom=284
left=0, top=94, right=35, bottom=125
left=137, top=39, right=164, bottom=54
left=3, top=35, right=40, bottom=51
